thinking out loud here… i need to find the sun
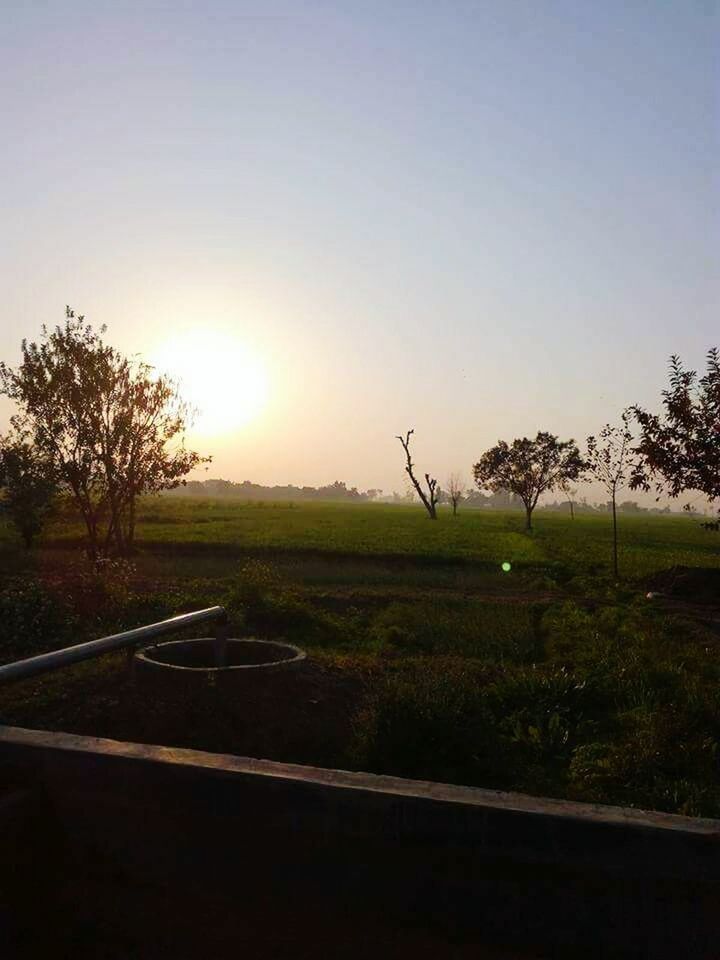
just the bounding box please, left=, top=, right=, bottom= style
left=151, top=330, right=269, bottom=436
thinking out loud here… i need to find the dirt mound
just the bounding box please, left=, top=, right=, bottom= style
left=647, top=566, right=720, bottom=605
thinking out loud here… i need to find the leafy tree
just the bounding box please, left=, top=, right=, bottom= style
left=586, top=415, right=635, bottom=579
left=0, top=308, right=209, bottom=557
left=395, top=429, right=440, bottom=519
left=0, top=434, right=57, bottom=547
left=630, top=350, right=720, bottom=530
left=473, top=431, right=584, bottom=532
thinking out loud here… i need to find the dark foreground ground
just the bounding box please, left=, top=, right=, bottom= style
left=2, top=510, right=720, bottom=958
left=5, top=727, right=717, bottom=960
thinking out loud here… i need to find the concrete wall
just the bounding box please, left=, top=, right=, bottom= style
left=1, top=724, right=719, bottom=959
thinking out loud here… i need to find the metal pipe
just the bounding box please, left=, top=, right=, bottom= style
left=0, top=606, right=227, bottom=683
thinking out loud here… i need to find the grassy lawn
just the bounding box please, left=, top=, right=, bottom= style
left=1, top=498, right=719, bottom=818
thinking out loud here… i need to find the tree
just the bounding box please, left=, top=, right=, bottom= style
left=586, top=415, right=635, bottom=579
left=395, top=430, right=440, bottom=519
left=630, top=350, right=720, bottom=530
left=0, top=434, right=57, bottom=547
left=473, top=431, right=583, bottom=532
left=446, top=473, right=464, bottom=517
left=0, top=308, right=209, bottom=557
left=559, top=480, right=578, bottom=520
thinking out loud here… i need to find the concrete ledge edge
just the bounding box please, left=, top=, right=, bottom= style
left=1, top=723, right=719, bottom=837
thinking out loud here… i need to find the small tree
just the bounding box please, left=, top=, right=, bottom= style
left=473, top=431, right=583, bottom=532
left=630, top=350, right=720, bottom=530
left=559, top=480, right=578, bottom=520
left=395, top=430, right=439, bottom=519
left=0, top=434, right=57, bottom=548
left=586, top=415, right=635, bottom=579
left=0, top=308, right=209, bottom=557
left=446, top=473, right=464, bottom=517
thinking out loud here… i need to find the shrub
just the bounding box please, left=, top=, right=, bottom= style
left=352, top=658, right=612, bottom=794
left=225, top=559, right=283, bottom=611
left=351, top=659, right=504, bottom=786
left=0, top=580, right=76, bottom=661
left=485, top=666, right=605, bottom=771
left=62, top=556, right=138, bottom=625
left=569, top=708, right=720, bottom=817
left=0, top=436, right=57, bottom=548
left=370, top=600, right=537, bottom=662
left=225, top=560, right=357, bottom=648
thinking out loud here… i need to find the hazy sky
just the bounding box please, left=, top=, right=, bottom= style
left=2, top=1, right=717, bottom=496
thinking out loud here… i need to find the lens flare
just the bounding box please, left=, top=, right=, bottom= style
left=501, top=562, right=512, bottom=573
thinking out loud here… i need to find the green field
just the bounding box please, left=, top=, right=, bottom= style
left=35, top=497, right=720, bottom=578
left=1, top=498, right=719, bottom=818
left=139, top=499, right=720, bottom=575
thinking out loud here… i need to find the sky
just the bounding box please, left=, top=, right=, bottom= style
left=1, top=1, right=717, bottom=498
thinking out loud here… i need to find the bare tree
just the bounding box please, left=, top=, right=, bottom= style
left=559, top=480, right=578, bottom=520
left=586, top=414, right=635, bottom=579
left=395, top=429, right=439, bottom=519
left=446, top=473, right=464, bottom=517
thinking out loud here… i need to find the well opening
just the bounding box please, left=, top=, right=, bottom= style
left=135, top=638, right=306, bottom=673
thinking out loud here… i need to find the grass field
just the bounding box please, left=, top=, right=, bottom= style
left=1, top=498, right=719, bottom=818
left=139, top=499, right=720, bottom=576
left=32, top=497, right=720, bottom=578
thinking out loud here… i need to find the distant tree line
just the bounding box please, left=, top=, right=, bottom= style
left=540, top=499, right=673, bottom=516
left=166, top=478, right=384, bottom=503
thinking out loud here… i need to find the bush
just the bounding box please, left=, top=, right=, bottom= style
left=351, top=654, right=618, bottom=796
left=351, top=659, right=504, bottom=786
left=569, top=708, right=720, bottom=817
left=0, top=580, right=76, bottom=662
left=225, top=559, right=283, bottom=611
left=62, top=556, right=138, bottom=625
left=486, top=666, right=603, bottom=765
left=0, top=436, right=57, bottom=548
left=225, top=560, right=357, bottom=648
left=537, top=599, right=720, bottom=811
left=370, top=600, right=537, bottom=662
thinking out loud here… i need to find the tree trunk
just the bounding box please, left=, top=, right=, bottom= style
left=104, top=512, right=116, bottom=555
left=82, top=507, right=99, bottom=560
left=612, top=493, right=619, bottom=580
left=71, top=480, right=99, bottom=559
left=396, top=433, right=438, bottom=520
left=127, top=493, right=137, bottom=551
left=569, top=500, right=575, bottom=520
left=114, top=520, right=125, bottom=556
left=525, top=504, right=533, bottom=532
left=452, top=501, right=457, bottom=517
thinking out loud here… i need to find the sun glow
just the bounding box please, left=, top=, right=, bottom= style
left=151, top=330, right=269, bottom=436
